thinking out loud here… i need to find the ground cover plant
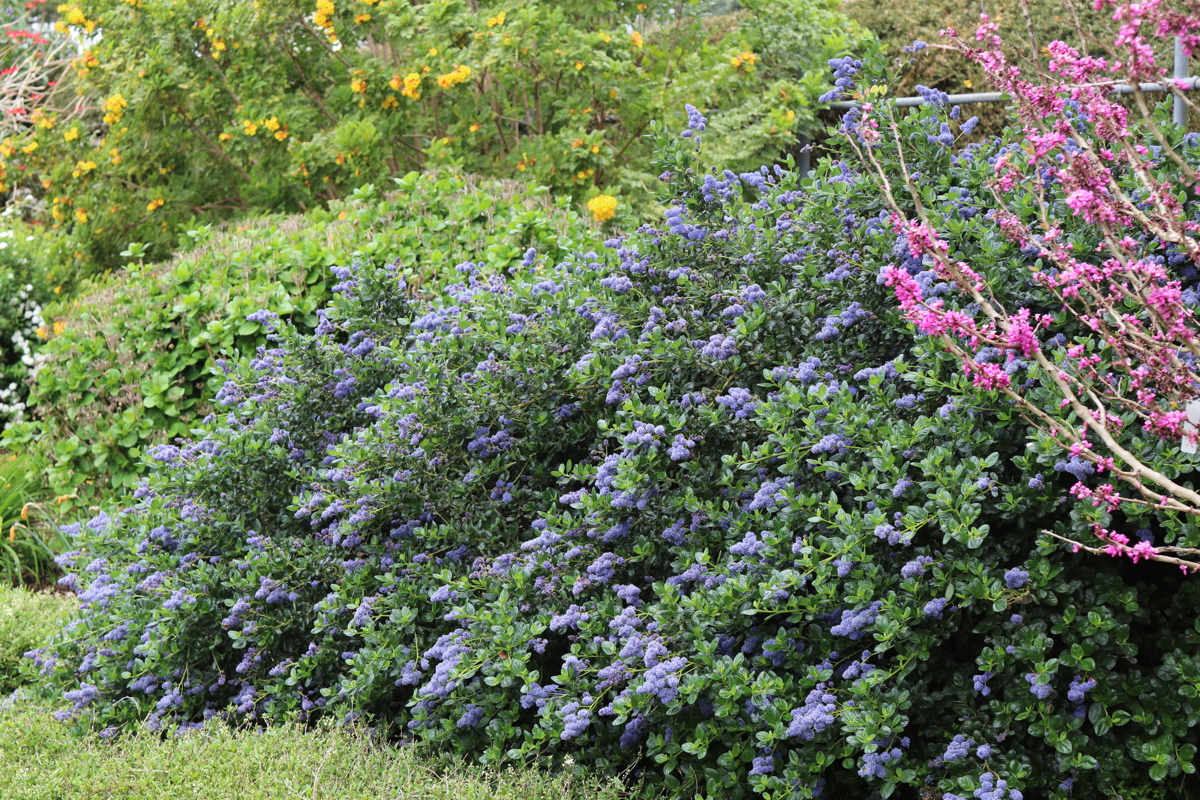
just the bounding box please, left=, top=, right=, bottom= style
left=0, top=699, right=628, bottom=800
left=2, top=172, right=600, bottom=510
left=2, top=0, right=870, bottom=274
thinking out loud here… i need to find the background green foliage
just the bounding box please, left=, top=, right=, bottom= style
left=8, top=0, right=869, bottom=276
left=2, top=171, right=600, bottom=510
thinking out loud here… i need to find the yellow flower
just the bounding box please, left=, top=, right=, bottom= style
left=35, top=325, right=48, bottom=340
left=274, top=130, right=288, bottom=141
left=75, top=159, right=97, bottom=172
left=264, top=117, right=281, bottom=131
left=486, top=11, right=505, bottom=27
left=63, top=128, right=79, bottom=141
left=350, top=79, right=367, bottom=93
left=243, top=120, right=258, bottom=136
left=219, top=132, right=232, bottom=141
left=575, top=61, right=584, bottom=70
left=103, top=94, right=129, bottom=125
left=784, top=109, right=795, bottom=122
left=591, top=145, right=600, bottom=154
left=74, top=208, right=88, bottom=224
left=316, top=0, right=335, bottom=14
left=53, top=320, right=66, bottom=335
left=631, top=31, right=643, bottom=47
left=436, top=65, right=471, bottom=89
left=146, top=198, right=164, bottom=212
left=401, top=72, right=421, bottom=99
left=964, top=79, right=974, bottom=89
left=21, top=141, right=37, bottom=154
left=213, top=40, right=226, bottom=52
left=59, top=4, right=88, bottom=26
left=428, top=47, right=438, bottom=56
left=586, top=194, right=617, bottom=222
left=381, top=95, right=398, bottom=109
left=730, top=56, right=741, bottom=67
left=355, top=13, right=370, bottom=23
left=469, top=123, right=481, bottom=132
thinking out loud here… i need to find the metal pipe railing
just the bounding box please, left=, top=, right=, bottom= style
left=826, top=35, right=1194, bottom=114
left=829, top=76, right=1199, bottom=111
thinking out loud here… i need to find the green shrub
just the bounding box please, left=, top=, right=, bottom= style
left=0, top=700, right=628, bottom=800
left=8, top=0, right=871, bottom=275
left=0, top=587, right=72, bottom=694
left=3, top=173, right=601, bottom=510
left=32, top=95, right=1200, bottom=800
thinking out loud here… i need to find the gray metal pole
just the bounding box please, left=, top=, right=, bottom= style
left=1176, top=36, right=1189, bottom=127
left=797, top=134, right=811, bottom=179
left=829, top=77, right=1198, bottom=112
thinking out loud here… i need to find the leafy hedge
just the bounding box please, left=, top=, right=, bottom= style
left=2, top=173, right=600, bottom=509
left=29, top=109, right=1200, bottom=800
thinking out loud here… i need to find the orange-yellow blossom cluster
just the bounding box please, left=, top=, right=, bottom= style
left=390, top=72, right=421, bottom=100
left=436, top=65, right=471, bottom=89
left=103, top=95, right=129, bottom=125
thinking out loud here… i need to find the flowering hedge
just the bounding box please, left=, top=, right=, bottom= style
left=3, top=0, right=869, bottom=274
left=2, top=173, right=599, bottom=508
left=27, top=97, right=1200, bottom=798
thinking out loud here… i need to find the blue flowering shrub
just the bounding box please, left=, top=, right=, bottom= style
left=3, top=174, right=599, bottom=511
left=26, top=107, right=1200, bottom=800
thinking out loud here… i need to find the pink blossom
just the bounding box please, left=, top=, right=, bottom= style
left=1130, top=541, right=1159, bottom=563
left=969, top=362, right=1012, bottom=391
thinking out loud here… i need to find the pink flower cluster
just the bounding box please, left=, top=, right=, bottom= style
left=860, top=0, right=1200, bottom=573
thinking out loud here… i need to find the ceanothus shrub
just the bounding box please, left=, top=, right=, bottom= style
left=27, top=109, right=1200, bottom=799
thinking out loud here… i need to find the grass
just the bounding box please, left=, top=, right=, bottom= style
left=0, top=585, right=73, bottom=695
left=0, top=701, right=630, bottom=800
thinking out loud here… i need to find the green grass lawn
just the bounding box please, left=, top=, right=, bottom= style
left=0, top=703, right=630, bottom=800
left=0, top=587, right=631, bottom=800
left=0, top=585, right=73, bottom=696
